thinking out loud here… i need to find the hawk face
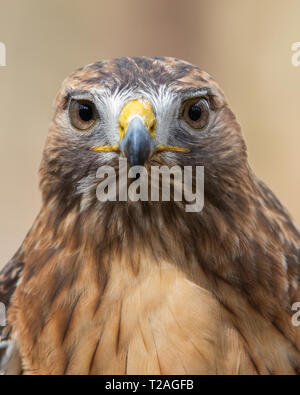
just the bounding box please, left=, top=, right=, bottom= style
left=40, top=57, right=248, bottom=229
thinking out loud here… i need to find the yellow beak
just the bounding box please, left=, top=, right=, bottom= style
left=119, top=100, right=156, bottom=140
left=90, top=99, right=190, bottom=158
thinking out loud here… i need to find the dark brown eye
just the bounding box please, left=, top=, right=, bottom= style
left=182, top=98, right=210, bottom=129
left=69, top=99, right=98, bottom=131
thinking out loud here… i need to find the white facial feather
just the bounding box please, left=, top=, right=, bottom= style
left=89, top=85, right=179, bottom=147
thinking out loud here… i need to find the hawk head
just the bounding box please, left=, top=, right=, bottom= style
left=40, top=57, right=248, bottom=221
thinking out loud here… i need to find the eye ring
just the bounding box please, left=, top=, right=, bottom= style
left=181, top=97, right=210, bottom=130
left=69, top=99, right=99, bottom=132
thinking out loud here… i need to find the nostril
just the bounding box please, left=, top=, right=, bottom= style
left=149, top=121, right=156, bottom=135
left=119, top=124, right=126, bottom=138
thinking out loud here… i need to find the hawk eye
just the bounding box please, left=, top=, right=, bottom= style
left=69, top=99, right=98, bottom=131
left=182, top=98, right=210, bottom=130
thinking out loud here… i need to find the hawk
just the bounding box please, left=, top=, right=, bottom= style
left=1, top=57, right=300, bottom=375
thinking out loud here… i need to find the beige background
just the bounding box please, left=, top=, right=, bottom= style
left=0, top=0, right=300, bottom=265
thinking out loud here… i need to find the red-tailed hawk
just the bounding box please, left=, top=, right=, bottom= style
left=1, top=57, right=300, bottom=375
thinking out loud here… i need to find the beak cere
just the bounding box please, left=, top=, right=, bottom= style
left=118, top=100, right=156, bottom=167
left=90, top=98, right=190, bottom=159
left=119, top=117, right=155, bottom=167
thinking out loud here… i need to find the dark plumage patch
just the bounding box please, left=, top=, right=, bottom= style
left=67, top=57, right=212, bottom=94
left=0, top=257, right=23, bottom=309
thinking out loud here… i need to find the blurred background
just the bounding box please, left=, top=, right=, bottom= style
left=0, top=0, right=300, bottom=265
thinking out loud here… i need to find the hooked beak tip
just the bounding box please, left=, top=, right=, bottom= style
left=119, top=117, right=155, bottom=167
